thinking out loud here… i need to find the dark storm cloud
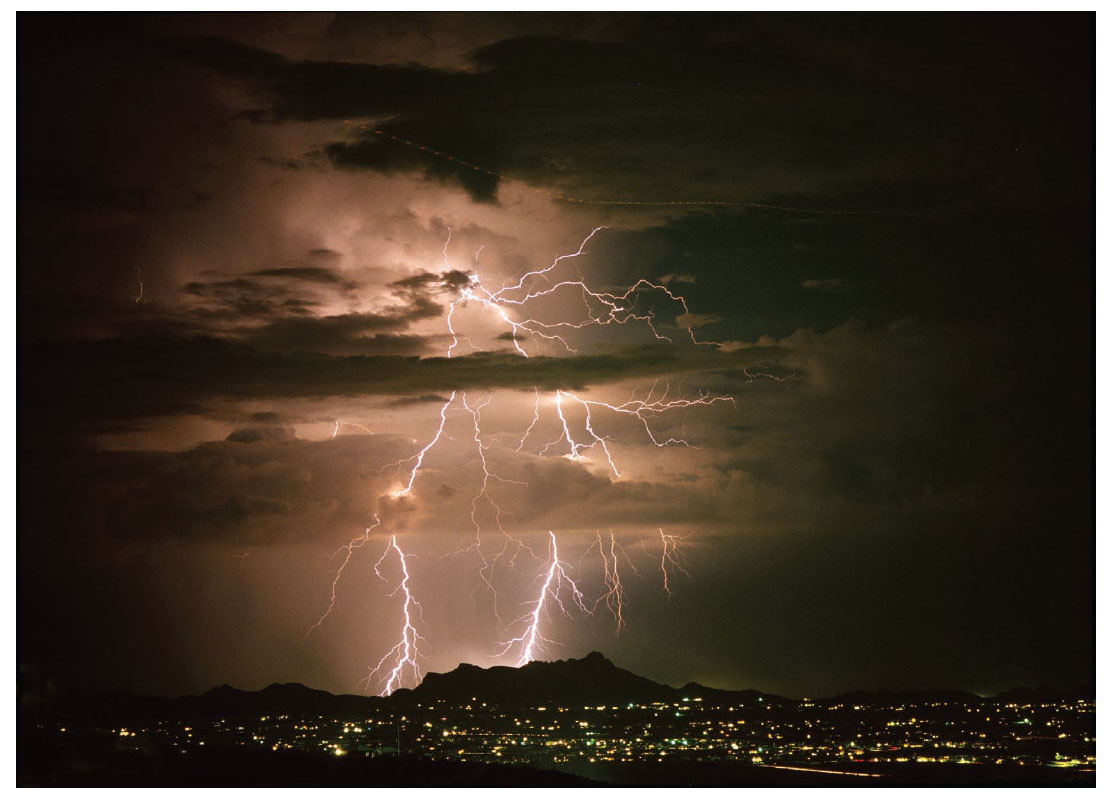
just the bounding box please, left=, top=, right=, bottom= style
left=21, top=432, right=415, bottom=546
left=183, top=250, right=361, bottom=319
left=24, top=335, right=786, bottom=428
left=258, top=155, right=306, bottom=170
left=182, top=277, right=313, bottom=321
left=22, top=387, right=731, bottom=548
left=500, top=455, right=723, bottom=531
left=243, top=320, right=436, bottom=357
left=245, top=411, right=289, bottom=424
left=23, top=430, right=724, bottom=550
left=390, top=269, right=471, bottom=293
left=243, top=299, right=442, bottom=339
left=249, top=267, right=352, bottom=285
left=163, top=33, right=447, bottom=119
left=177, top=257, right=452, bottom=353
left=159, top=14, right=1090, bottom=210
left=389, top=394, right=453, bottom=407
left=325, top=135, right=500, bottom=204
left=25, top=315, right=1083, bottom=553
left=225, top=425, right=298, bottom=444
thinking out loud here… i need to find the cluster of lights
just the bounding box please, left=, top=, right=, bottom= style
left=91, top=694, right=1093, bottom=774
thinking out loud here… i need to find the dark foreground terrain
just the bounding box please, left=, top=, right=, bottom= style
left=19, top=736, right=591, bottom=787
left=19, top=730, right=1094, bottom=788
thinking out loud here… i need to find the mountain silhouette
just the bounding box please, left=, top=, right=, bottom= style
left=43, top=655, right=1091, bottom=723
left=80, top=682, right=381, bottom=724
left=388, top=651, right=685, bottom=706
left=194, top=682, right=376, bottom=717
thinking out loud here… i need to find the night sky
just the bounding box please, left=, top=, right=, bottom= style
left=18, top=12, right=1093, bottom=700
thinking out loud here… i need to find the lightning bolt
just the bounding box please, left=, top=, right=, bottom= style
left=497, top=531, right=589, bottom=666
left=515, top=388, right=542, bottom=451
left=401, top=226, right=736, bottom=487
left=536, top=385, right=734, bottom=477
left=364, top=534, right=424, bottom=696
left=441, top=224, right=726, bottom=357
left=309, top=223, right=777, bottom=691
left=592, top=530, right=629, bottom=634
left=331, top=419, right=376, bottom=439
left=387, top=391, right=456, bottom=498
left=303, top=515, right=382, bottom=639
left=461, top=391, right=523, bottom=541
left=457, top=391, right=532, bottom=613
left=658, top=529, right=691, bottom=598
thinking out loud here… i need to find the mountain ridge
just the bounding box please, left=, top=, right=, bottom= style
left=34, top=652, right=1093, bottom=720
left=388, top=650, right=701, bottom=706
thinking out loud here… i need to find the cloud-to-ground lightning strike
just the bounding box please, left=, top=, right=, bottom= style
left=461, top=391, right=520, bottom=541
left=449, top=391, right=527, bottom=619
left=658, top=529, right=692, bottom=598
left=497, top=531, right=590, bottom=666
left=590, top=530, right=637, bottom=634
left=363, top=535, right=425, bottom=695
left=515, top=388, right=543, bottom=451
left=313, top=225, right=774, bottom=694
